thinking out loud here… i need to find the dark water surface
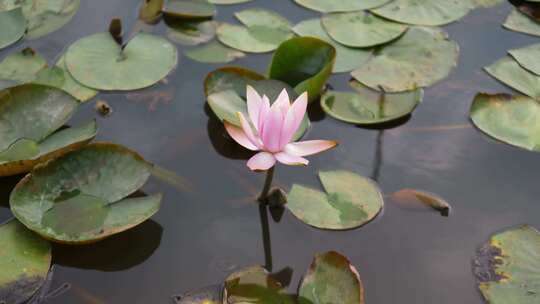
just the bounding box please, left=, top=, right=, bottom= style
left=1, top=1, right=540, bottom=303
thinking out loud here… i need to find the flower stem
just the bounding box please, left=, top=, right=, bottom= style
left=258, top=167, right=275, bottom=204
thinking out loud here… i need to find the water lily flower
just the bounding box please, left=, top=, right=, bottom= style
left=224, top=86, right=337, bottom=171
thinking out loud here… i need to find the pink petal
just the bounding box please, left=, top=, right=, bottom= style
left=247, top=152, right=276, bottom=171
left=284, top=140, right=338, bottom=156
left=258, top=95, right=270, bottom=135
left=261, top=104, right=284, bottom=152
left=275, top=152, right=309, bottom=166
left=238, top=112, right=262, bottom=149
left=279, top=92, right=308, bottom=149
left=246, top=85, right=263, bottom=131
left=272, top=89, right=290, bottom=115
left=224, top=121, right=258, bottom=151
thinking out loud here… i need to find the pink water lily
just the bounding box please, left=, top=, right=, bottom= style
left=224, top=86, right=337, bottom=171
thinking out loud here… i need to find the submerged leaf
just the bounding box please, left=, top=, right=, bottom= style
left=185, top=40, right=245, bottom=63
left=294, top=0, right=390, bottom=12
left=0, top=7, right=25, bottom=50
left=371, top=0, right=472, bottom=26
left=484, top=57, right=540, bottom=100
left=504, top=9, right=540, bottom=37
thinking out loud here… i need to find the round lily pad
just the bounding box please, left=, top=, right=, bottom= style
left=0, top=219, right=52, bottom=304
left=293, top=19, right=372, bottom=73
left=473, top=225, right=540, bottom=303
left=55, top=55, right=98, bottom=102
left=287, top=170, right=384, bottom=230
left=163, top=0, right=216, bottom=19
left=371, top=0, right=472, bottom=26
left=485, top=57, right=540, bottom=100
left=0, top=48, right=47, bottom=83
left=65, top=32, right=178, bottom=91
left=470, top=93, right=540, bottom=151
left=321, top=12, right=408, bottom=48
left=321, top=83, right=423, bottom=125
left=0, top=7, right=25, bottom=50
left=166, top=20, right=217, bottom=46
left=504, top=9, right=540, bottom=37
left=509, top=43, right=540, bottom=76
left=185, top=40, right=245, bottom=63
left=20, top=0, right=81, bottom=39
left=10, top=143, right=162, bottom=244
left=299, top=251, right=364, bottom=304
left=351, top=26, right=459, bottom=92
left=294, top=0, right=390, bottom=12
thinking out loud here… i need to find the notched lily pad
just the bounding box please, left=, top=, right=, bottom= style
left=163, top=0, right=216, bottom=20
left=484, top=57, right=540, bottom=100
left=0, top=7, right=25, bottom=50
left=371, top=0, right=472, bottom=26
left=294, top=0, right=390, bottom=12
left=287, top=170, right=384, bottom=230
left=504, top=9, right=540, bottom=37
left=10, top=143, right=161, bottom=244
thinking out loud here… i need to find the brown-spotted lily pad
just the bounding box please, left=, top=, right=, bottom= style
left=0, top=219, right=52, bottom=304
left=0, top=48, right=47, bottom=83
left=10, top=143, right=161, bottom=244
left=287, top=170, right=384, bottom=230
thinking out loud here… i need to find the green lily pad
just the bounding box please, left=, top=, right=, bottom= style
left=287, top=170, right=384, bottom=230
left=470, top=93, right=540, bottom=151
left=485, top=57, right=540, bottom=100
left=298, top=251, right=364, bottom=304
left=509, top=43, right=540, bottom=76
left=321, top=83, right=423, bottom=125
left=166, top=20, right=217, bottom=46
left=18, top=0, right=80, bottom=39
left=293, top=19, right=372, bottom=73
left=55, top=55, right=98, bottom=102
left=268, top=37, right=336, bottom=102
left=185, top=40, right=245, bottom=63
left=473, top=225, right=540, bottom=303
left=471, top=0, right=504, bottom=8
left=223, top=266, right=295, bottom=304
left=371, top=0, right=472, bottom=26
left=504, top=9, right=540, bottom=37
left=208, top=0, right=252, bottom=3
left=351, top=26, right=459, bottom=92
left=0, top=219, right=52, bottom=304
left=321, top=12, right=408, bottom=48
left=204, top=66, right=265, bottom=97
left=163, top=0, right=216, bottom=19
left=235, top=8, right=292, bottom=29
left=173, top=284, right=223, bottom=303
left=510, top=0, right=540, bottom=23
left=294, top=0, right=390, bottom=12
left=139, top=0, right=163, bottom=23
left=10, top=143, right=162, bottom=244
left=33, top=66, right=65, bottom=88
left=0, top=48, right=47, bottom=83
left=0, top=7, right=25, bottom=50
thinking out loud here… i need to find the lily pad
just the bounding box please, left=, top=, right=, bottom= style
left=0, top=48, right=47, bottom=83
left=33, top=66, right=65, bottom=88
left=0, top=7, right=25, bottom=50
left=321, top=11, right=408, bottom=48
left=298, top=251, right=364, bottom=304
left=294, top=0, right=390, bottom=12
left=204, top=67, right=265, bottom=97
left=504, top=9, right=540, bottom=37
left=351, top=26, right=459, bottom=92
left=292, top=19, right=372, bottom=73
left=484, top=57, right=540, bottom=100
left=471, top=0, right=504, bottom=8
left=208, top=0, right=252, bottom=3
left=470, top=93, right=540, bottom=151
left=509, top=43, right=540, bottom=76
left=10, top=143, right=162, bottom=244
left=371, top=0, right=472, bottom=26
left=166, top=20, right=217, bottom=46
left=223, top=266, right=295, bottom=304
left=185, top=40, right=245, bottom=63
left=55, top=55, right=98, bottom=102
left=65, top=32, right=177, bottom=91
left=321, top=82, right=423, bottom=125
left=473, top=225, right=540, bottom=303
left=510, top=0, right=540, bottom=23
left=0, top=219, right=52, bottom=304
left=287, top=170, right=384, bottom=230
left=268, top=37, right=336, bottom=102
left=163, top=0, right=216, bottom=19
left=19, top=0, right=80, bottom=39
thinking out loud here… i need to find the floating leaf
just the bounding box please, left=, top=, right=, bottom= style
left=509, top=0, right=540, bottom=23
left=172, top=284, right=223, bottom=304
left=504, top=9, right=540, bottom=37
left=509, top=43, right=540, bottom=76
left=33, top=66, right=65, bottom=88
left=298, top=251, right=364, bottom=304
left=268, top=37, right=336, bottom=102
left=204, top=66, right=265, bottom=97
left=65, top=32, right=177, bottom=90
left=10, top=143, right=162, bottom=244
left=371, top=0, right=472, bottom=26
left=139, top=0, right=163, bottom=23
left=166, top=19, right=217, bottom=46
left=473, top=225, right=540, bottom=303
left=185, top=40, right=245, bottom=63
left=223, top=266, right=295, bottom=304
left=321, top=11, right=408, bottom=48
left=0, top=7, right=25, bottom=50
left=321, top=82, right=423, bottom=125
left=0, top=219, right=52, bottom=304
left=293, top=19, right=372, bottom=73
left=471, top=0, right=504, bottom=8
left=294, top=0, right=390, bottom=12
left=287, top=170, right=384, bottom=230
left=21, top=0, right=80, bottom=39
left=391, top=189, right=451, bottom=216
left=485, top=57, right=540, bottom=100
left=208, top=0, right=252, bottom=3
left=163, top=0, right=216, bottom=19
left=351, top=26, right=459, bottom=92
left=55, top=55, right=98, bottom=102
left=0, top=48, right=47, bottom=83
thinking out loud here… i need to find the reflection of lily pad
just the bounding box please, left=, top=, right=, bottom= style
left=163, top=0, right=216, bottom=19
left=0, top=7, right=25, bottom=49
left=294, top=0, right=390, bottom=12
left=20, top=0, right=81, bottom=39
left=351, top=27, right=459, bottom=92
left=470, top=93, right=540, bottom=151
left=299, top=251, right=364, bottom=304
left=509, top=43, right=540, bottom=76
left=185, top=40, right=245, bottom=63
left=0, top=48, right=47, bottom=83
left=473, top=225, right=540, bottom=303
left=485, top=57, right=540, bottom=100
left=65, top=32, right=178, bottom=91
left=166, top=20, right=217, bottom=46
left=371, top=0, right=472, bottom=26
left=504, top=9, right=540, bottom=37
left=321, top=83, right=423, bottom=125
left=269, top=37, right=336, bottom=102
left=0, top=219, right=52, bottom=304
left=10, top=143, right=162, bottom=244
left=293, top=19, right=371, bottom=73
left=287, top=170, right=384, bottom=230
left=321, top=12, right=408, bottom=48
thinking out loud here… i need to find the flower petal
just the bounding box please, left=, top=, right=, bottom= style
left=279, top=92, right=308, bottom=148
left=258, top=95, right=270, bottom=135
left=275, top=152, right=309, bottom=166
left=246, top=85, right=263, bottom=131
left=238, top=112, right=262, bottom=149
left=247, top=152, right=276, bottom=171
left=272, top=88, right=290, bottom=115
left=261, top=104, right=284, bottom=152
left=224, top=121, right=258, bottom=151
left=284, top=140, right=338, bottom=156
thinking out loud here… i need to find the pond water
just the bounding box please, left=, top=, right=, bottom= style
left=1, top=0, right=540, bottom=303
